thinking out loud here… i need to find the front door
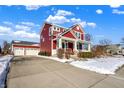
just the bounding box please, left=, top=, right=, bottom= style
left=68, top=42, right=73, bottom=51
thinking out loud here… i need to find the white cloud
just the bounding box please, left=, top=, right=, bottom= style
left=110, top=5, right=121, bottom=8
left=70, top=18, right=96, bottom=28
left=15, top=24, right=31, bottom=31
left=0, top=26, right=12, bottom=34
left=13, top=30, right=39, bottom=39
left=25, top=5, right=49, bottom=11
left=56, top=10, right=73, bottom=16
left=20, top=22, right=35, bottom=27
left=25, top=5, right=41, bottom=10
left=87, top=22, right=96, bottom=28
left=112, top=9, right=124, bottom=14
left=79, top=21, right=87, bottom=27
left=46, top=10, right=74, bottom=24
left=0, top=21, right=40, bottom=39
left=3, top=21, right=13, bottom=26
left=46, top=9, right=96, bottom=28
left=46, top=15, right=70, bottom=24
left=96, top=9, right=103, bottom=14
left=70, top=18, right=81, bottom=23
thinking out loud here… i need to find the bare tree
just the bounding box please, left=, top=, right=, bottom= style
left=99, top=39, right=112, bottom=46
left=3, top=41, right=10, bottom=54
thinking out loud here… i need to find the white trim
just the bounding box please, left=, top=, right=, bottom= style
left=52, top=49, right=57, bottom=55
left=51, top=35, right=53, bottom=55
left=61, top=36, right=76, bottom=41
left=58, top=38, right=62, bottom=48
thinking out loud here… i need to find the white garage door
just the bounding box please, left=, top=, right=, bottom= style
left=14, top=47, right=24, bottom=56
left=25, top=48, right=39, bottom=55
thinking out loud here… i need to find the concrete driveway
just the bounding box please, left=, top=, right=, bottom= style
left=7, top=56, right=124, bottom=88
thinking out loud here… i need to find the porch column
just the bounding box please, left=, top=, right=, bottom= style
left=88, top=43, right=91, bottom=52
left=74, top=41, right=77, bottom=51
left=58, top=38, right=62, bottom=48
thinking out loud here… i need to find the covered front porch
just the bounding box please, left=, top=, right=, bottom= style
left=52, top=37, right=91, bottom=55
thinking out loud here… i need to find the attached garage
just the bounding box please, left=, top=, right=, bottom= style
left=25, top=48, right=39, bottom=55
left=11, top=40, right=40, bottom=56
left=13, top=47, right=24, bottom=56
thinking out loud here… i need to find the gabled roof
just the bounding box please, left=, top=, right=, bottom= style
left=42, top=22, right=86, bottom=39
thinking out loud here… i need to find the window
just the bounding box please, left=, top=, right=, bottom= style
left=75, top=32, right=81, bottom=39
left=54, top=27, right=56, bottom=30
left=53, top=26, right=60, bottom=32
left=84, top=43, right=88, bottom=50
left=49, top=27, right=53, bottom=36
left=62, top=42, right=65, bottom=48
left=77, top=42, right=82, bottom=50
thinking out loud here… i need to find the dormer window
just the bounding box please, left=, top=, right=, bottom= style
left=53, top=26, right=60, bottom=32
left=54, top=27, right=56, bottom=30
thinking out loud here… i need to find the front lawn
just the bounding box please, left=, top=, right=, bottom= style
left=70, top=57, right=124, bottom=74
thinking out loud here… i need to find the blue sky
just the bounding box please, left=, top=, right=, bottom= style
left=0, top=5, right=124, bottom=46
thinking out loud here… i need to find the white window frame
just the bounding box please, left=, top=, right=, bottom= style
left=75, top=32, right=81, bottom=39
left=53, top=26, right=60, bottom=32
left=49, top=27, right=53, bottom=36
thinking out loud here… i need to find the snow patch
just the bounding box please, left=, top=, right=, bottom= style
left=70, top=57, right=124, bottom=74
left=0, top=55, right=13, bottom=88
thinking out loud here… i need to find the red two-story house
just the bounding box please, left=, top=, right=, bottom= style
left=40, top=22, right=91, bottom=56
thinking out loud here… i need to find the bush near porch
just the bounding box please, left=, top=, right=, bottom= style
left=77, top=52, right=94, bottom=58
left=57, top=49, right=64, bottom=59
left=38, top=51, right=51, bottom=56
left=57, top=48, right=71, bottom=59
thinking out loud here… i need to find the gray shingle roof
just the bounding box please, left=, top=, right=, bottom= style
left=12, top=40, right=39, bottom=45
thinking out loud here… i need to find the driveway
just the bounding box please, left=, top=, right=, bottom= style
left=7, top=56, right=124, bottom=88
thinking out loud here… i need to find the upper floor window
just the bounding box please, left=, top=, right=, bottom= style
left=49, top=27, right=53, bottom=36
left=53, top=26, right=60, bottom=32
left=75, top=32, right=81, bottom=39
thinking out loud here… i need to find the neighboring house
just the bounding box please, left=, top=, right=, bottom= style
left=106, top=44, right=123, bottom=55
left=40, top=22, right=91, bottom=56
left=11, top=40, right=40, bottom=56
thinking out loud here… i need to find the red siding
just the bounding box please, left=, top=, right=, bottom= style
left=63, top=31, right=76, bottom=39
left=13, top=45, right=39, bottom=48
left=40, top=23, right=52, bottom=55
left=53, top=31, right=60, bottom=36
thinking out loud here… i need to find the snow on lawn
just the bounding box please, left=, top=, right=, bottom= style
left=70, top=57, right=124, bottom=74
left=0, top=55, right=13, bottom=88
left=37, top=55, right=74, bottom=63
